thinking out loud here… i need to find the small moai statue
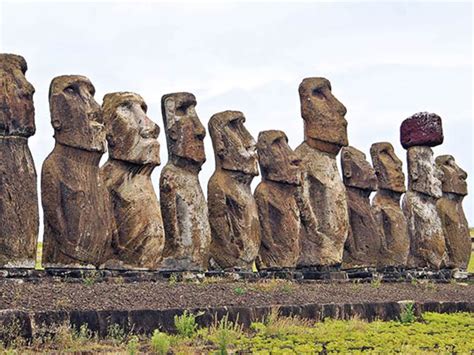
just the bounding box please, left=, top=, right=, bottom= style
left=401, top=112, right=447, bottom=269
left=101, top=92, right=164, bottom=270
left=341, top=146, right=383, bottom=268
left=370, top=142, right=410, bottom=267
left=254, top=130, right=302, bottom=269
left=436, top=155, right=470, bottom=269
left=0, top=54, right=39, bottom=268
left=208, top=110, right=260, bottom=270
left=295, top=77, right=350, bottom=268
left=160, top=93, right=211, bottom=271
left=41, top=75, right=116, bottom=268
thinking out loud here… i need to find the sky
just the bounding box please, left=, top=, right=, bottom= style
left=1, top=1, right=472, bottom=239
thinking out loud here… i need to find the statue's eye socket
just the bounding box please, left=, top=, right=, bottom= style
left=64, top=86, right=75, bottom=94
left=312, top=88, right=325, bottom=99
left=141, top=104, right=147, bottom=112
left=120, top=101, right=132, bottom=109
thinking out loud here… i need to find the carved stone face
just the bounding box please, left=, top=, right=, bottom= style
left=209, top=110, right=259, bottom=176
left=370, top=142, right=406, bottom=193
left=0, top=54, right=35, bottom=137
left=341, top=146, right=377, bottom=191
left=436, top=155, right=468, bottom=196
left=162, top=92, right=206, bottom=166
left=257, top=130, right=301, bottom=185
left=299, top=77, right=348, bottom=154
left=49, top=75, right=106, bottom=152
left=103, top=92, right=160, bottom=165
left=407, top=146, right=443, bottom=198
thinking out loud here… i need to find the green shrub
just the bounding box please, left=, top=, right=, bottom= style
left=208, top=314, right=243, bottom=355
left=234, top=286, right=246, bottom=295
left=399, top=302, right=416, bottom=323
left=107, top=323, right=125, bottom=344
left=150, top=330, right=170, bottom=354
left=127, top=335, right=139, bottom=355
left=173, top=310, right=203, bottom=338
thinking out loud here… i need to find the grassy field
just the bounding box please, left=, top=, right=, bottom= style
left=1, top=310, right=472, bottom=353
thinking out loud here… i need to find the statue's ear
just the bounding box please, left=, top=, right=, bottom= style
left=215, top=132, right=226, bottom=160
left=411, top=163, right=419, bottom=181
left=50, top=95, right=62, bottom=131
left=164, top=97, right=179, bottom=141
left=342, top=151, right=352, bottom=178
left=106, top=131, right=115, bottom=148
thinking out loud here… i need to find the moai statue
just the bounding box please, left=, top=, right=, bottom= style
left=254, top=130, right=302, bottom=269
left=436, top=155, right=470, bottom=269
left=101, top=92, right=164, bottom=270
left=341, top=146, right=383, bottom=268
left=401, top=112, right=447, bottom=269
left=160, top=93, right=211, bottom=271
left=370, top=142, right=410, bottom=267
left=0, top=54, right=39, bottom=268
left=208, top=110, right=260, bottom=270
left=295, top=77, right=349, bottom=268
left=42, top=75, right=116, bottom=268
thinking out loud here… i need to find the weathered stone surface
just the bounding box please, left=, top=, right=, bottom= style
left=42, top=75, right=116, bottom=268
left=208, top=110, right=260, bottom=270
left=436, top=155, right=470, bottom=269
left=101, top=92, right=164, bottom=270
left=370, top=142, right=410, bottom=267
left=160, top=93, right=210, bottom=270
left=0, top=54, right=39, bottom=268
left=403, top=146, right=447, bottom=269
left=341, top=146, right=383, bottom=268
left=400, top=112, right=443, bottom=149
left=295, top=77, right=349, bottom=267
left=254, top=130, right=302, bottom=269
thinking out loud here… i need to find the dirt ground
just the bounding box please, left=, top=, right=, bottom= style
left=1, top=279, right=472, bottom=312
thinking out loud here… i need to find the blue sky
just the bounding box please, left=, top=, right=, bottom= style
left=1, top=1, right=472, bottom=234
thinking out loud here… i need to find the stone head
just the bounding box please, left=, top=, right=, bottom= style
left=208, top=110, right=258, bottom=176
left=407, top=146, right=443, bottom=198
left=299, top=77, right=348, bottom=155
left=257, top=130, right=301, bottom=185
left=341, top=146, right=378, bottom=191
left=436, top=155, right=468, bottom=196
left=0, top=54, right=35, bottom=137
left=49, top=75, right=106, bottom=152
left=370, top=142, right=406, bottom=193
left=103, top=92, right=160, bottom=166
left=161, top=92, right=206, bottom=167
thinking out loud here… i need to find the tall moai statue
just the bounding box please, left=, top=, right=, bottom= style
left=370, top=142, right=410, bottom=267
left=160, top=93, right=211, bottom=271
left=401, top=112, right=447, bottom=269
left=42, top=75, right=116, bottom=268
left=436, top=155, right=470, bottom=269
left=341, top=146, right=383, bottom=268
left=0, top=54, right=39, bottom=268
left=254, top=130, right=302, bottom=269
left=208, top=110, right=260, bottom=270
left=101, top=92, right=164, bottom=270
left=295, top=77, right=349, bottom=268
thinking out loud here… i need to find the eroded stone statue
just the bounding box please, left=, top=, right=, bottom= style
left=0, top=54, right=39, bottom=268
left=254, top=130, right=302, bottom=269
left=42, top=75, right=116, bottom=268
left=208, top=110, right=260, bottom=270
left=401, top=112, right=447, bottom=269
left=436, top=155, right=470, bottom=269
left=101, top=92, right=164, bottom=270
left=370, top=142, right=410, bottom=267
left=341, top=146, right=382, bottom=268
left=160, top=93, right=210, bottom=270
left=295, top=77, right=349, bottom=268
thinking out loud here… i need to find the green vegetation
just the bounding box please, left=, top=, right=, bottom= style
left=469, top=252, right=474, bottom=273
left=34, top=241, right=43, bottom=270
left=1, top=312, right=473, bottom=353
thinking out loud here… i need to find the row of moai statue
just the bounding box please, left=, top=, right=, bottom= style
left=0, top=54, right=471, bottom=272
